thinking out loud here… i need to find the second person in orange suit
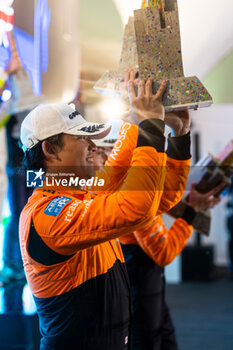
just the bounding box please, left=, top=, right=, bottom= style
left=94, top=108, right=221, bottom=350
left=93, top=99, right=193, bottom=350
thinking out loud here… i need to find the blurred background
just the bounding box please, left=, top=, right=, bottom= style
left=0, top=0, right=233, bottom=349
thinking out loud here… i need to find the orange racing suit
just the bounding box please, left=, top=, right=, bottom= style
left=115, top=121, right=193, bottom=350
left=20, top=119, right=173, bottom=350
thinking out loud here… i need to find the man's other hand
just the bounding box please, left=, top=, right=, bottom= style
left=188, top=182, right=223, bottom=212
left=165, top=109, right=191, bottom=137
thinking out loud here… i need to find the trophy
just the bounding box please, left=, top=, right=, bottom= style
left=95, top=0, right=213, bottom=111
left=168, top=140, right=233, bottom=235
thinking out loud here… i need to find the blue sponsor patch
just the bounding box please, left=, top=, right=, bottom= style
left=44, top=197, right=72, bottom=217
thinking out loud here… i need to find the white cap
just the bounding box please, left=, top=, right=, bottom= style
left=94, top=138, right=117, bottom=148
left=20, top=103, right=111, bottom=151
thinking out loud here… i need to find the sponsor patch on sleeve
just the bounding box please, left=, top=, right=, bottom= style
left=44, top=196, right=72, bottom=217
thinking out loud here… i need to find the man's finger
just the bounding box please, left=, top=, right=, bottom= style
left=128, top=80, right=136, bottom=102
left=154, top=80, right=167, bottom=101
left=138, top=79, right=145, bottom=98
left=130, top=70, right=137, bottom=81
left=145, top=78, right=153, bottom=96
left=124, top=70, right=130, bottom=90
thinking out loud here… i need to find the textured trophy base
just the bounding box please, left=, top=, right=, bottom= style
left=151, top=76, right=213, bottom=111
left=168, top=200, right=211, bottom=236
left=94, top=70, right=121, bottom=98
left=94, top=71, right=213, bottom=111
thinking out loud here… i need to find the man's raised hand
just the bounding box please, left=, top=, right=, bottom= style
left=126, top=70, right=167, bottom=125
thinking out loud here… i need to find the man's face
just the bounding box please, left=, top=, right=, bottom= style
left=54, top=134, right=96, bottom=179
left=93, top=147, right=108, bottom=169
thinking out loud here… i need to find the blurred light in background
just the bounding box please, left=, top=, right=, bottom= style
left=0, top=224, right=4, bottom=270
left=69, top=103, right=75, bottom=110
left=1, top=89, right=11, bottom=102
left=22, top=284, right=37, bottom=315
left=0, top=0, right=14, bottom=47
left=113, top=0, right=141, bottom=25
left=105, top=119, right=123, bottom=139
left=0, top=197, right=11, bottom=269
left=97, top=97, right=126, bottom=120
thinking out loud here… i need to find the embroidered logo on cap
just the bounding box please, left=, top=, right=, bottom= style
left=80, top=124, right=104, bottom=133
left=104, top=139, right=116, bottom=144
left=69, top=111, right=80, bottom=120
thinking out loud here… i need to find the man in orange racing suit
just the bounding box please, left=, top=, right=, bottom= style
left=105, top=108, right=219, bottom=350
left=19, top=76, right=187, bottom=350
left=93, top=104, right=193, bottom=350
left=121, top=186, right=221, bottom=350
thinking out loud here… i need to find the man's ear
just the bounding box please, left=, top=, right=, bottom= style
left=42, top=141, right=60, bottom=161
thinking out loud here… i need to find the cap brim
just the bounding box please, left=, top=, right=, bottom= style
left=65, top=122, right=111, bottom=140
left=95, top=139, right=116, bottom=148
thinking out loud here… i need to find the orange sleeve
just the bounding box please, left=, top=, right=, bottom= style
left=32, top=147, right=167, bottom=255
left=100, top=122, right=190, bottom=213
left=98, top=122, right=190, bottom=213
left=106, top=122, right=138, bottom=167
left=156, top=157, right=191, bottom=214
left=95, top=122, right=138, bottom=192
left=133, top=215, right=193, bottom=266
left=119, top=232, right=138, bottom=245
